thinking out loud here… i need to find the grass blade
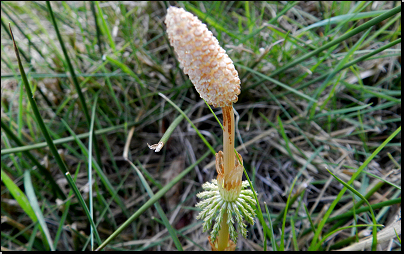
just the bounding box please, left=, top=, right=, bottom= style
left=298, top=10, right=386, bottom=33
left=290, top=217, right=299, bottom=251
left=88, top=93, right=99, bottom=250
left=1, top=169, right=37, bottom=226
left=95, top=1, right=116, bottom=51
left=23, top=170, right=54, bottom=250
left=264, top=202, right=277, bottom=251
left=8, top=23, right=102, bottom=246
left=53, top=162, right=82, bottom=250
left=90, top=2, right=103, bottom=55
left=280, top=176, right=299, bottom=250
left=324, top=168, right=379, bottom=251
left=394, top=228, right=401, bottom=245
left=277, top=116, right=293, bottom=158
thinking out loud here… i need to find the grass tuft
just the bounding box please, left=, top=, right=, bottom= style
left=1, top=2, right=400, bottom=251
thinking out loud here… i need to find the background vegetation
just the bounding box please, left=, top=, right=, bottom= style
left=1, top=1, right=401, bottom=251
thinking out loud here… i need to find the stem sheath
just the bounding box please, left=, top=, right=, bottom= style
left=222, top=105, right=235, bottom=179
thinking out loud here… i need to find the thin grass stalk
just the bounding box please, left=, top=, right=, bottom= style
left=235, top=63, right=316, bottom=103
left=95, top=1, right=115, bottom=51
left=239, top=153, right=269, bottom=242
left=2, top=5, right=55, bottom=72
left=300, top=10, right=386, bottom=33
left=90, top=2, right=103, bottom=56
left=53, top=163, right=81, bottom=250
left=8, top=23, right=102, bottom=246
left=1, top=169, right=38, bottom=231
left=88, top=94, right=100, bottom=250
left=327, top=178, right=384, bottom=233
left=1, top=214, right=39, bottom=246
left=249, top=2, right=298, bottom=43
left=1, top=16, right=29, bottom=63
left=1, top=119, right=141, bottom=155
left=329, top=198, right=401, bottom=224
left=23, top=171, right=54, bottom=250
left=280, top=176, right=299, bottom=250
left=302, top=203, right=317, bottom=240
left=28, top=221, right=40, bottom=250
left=290, top=217, right=298, bottom=251
left=264, top=202, right=276, bottom=251
left=135, top=161, right=163, bottom=189
left=46, top=2, right=103, bottom=167
left=1, top=231, right=31, bottom=251
left=361, top=13, right=401, bottom=48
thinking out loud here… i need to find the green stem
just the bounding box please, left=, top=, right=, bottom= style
left=217, top=211, right=229, bottom=251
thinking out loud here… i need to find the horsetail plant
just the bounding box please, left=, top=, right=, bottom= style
left=165, top=6, right=256, bottom=251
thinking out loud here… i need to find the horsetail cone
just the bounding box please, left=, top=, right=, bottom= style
left=165, top=7, right=255, bottom=250
left=165, top=6, right=241, bottom=108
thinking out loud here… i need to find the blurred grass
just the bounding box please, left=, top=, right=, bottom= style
left=1, top=1, right=401, bottom=251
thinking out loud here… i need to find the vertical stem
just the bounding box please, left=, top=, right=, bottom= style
left=222, top=105, right=235, bottom=179
left=217, top=105, right=235, bottom=250
left=217, top=211, right=229, bottom=250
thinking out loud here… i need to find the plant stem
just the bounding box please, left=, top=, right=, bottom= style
left=222, top=105, right=235, bottom=179
left=216, top=105, right=235, bottom=250
left=217, top=211, right=229, bottom=251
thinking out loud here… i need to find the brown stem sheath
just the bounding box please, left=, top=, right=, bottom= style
left=222, top=105, right=235, bottom=180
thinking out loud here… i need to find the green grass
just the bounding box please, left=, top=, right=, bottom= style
left=1, top=1, right=401, bottom=251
